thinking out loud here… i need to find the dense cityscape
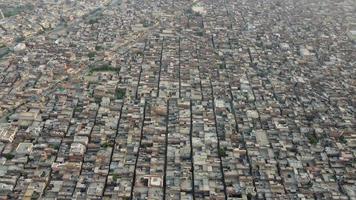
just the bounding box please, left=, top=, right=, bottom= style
left=0, top=0, right=355, bottom=199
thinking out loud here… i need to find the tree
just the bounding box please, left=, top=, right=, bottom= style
left=5, top=115, right=10, bottom=122
left=112, top=174, right=118, bottom=182
left=115, top=88, right=126, bottom=99
left=53, top=144, right=60, bottom=150
left=89, top=65, right=118, bottom=73
left=219, top=63, right=226, bottom=69
left=95, top=45, right=102, bottom=51
left=101, top=142, right=113, bottom=148
left=88, top=18, right=98, bottom=24
left=4, top=153, right=14, bottom=160
left=307, top=134, right=318, bottom=145
left=339, top=136, right=347, bottom=144
left=88, top=52, right=96, bottom=60
left=218, top=147, right=228, bottom=157
left=196, top=30, right=204, bottom=37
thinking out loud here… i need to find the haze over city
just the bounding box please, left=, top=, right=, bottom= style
left=0, top=0, right=355, bottom=199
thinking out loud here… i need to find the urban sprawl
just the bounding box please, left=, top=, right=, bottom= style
left=0, top=0, right=355, bottom=199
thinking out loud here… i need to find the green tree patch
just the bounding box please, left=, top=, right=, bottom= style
left=115, top=88, right=126, bottom=99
